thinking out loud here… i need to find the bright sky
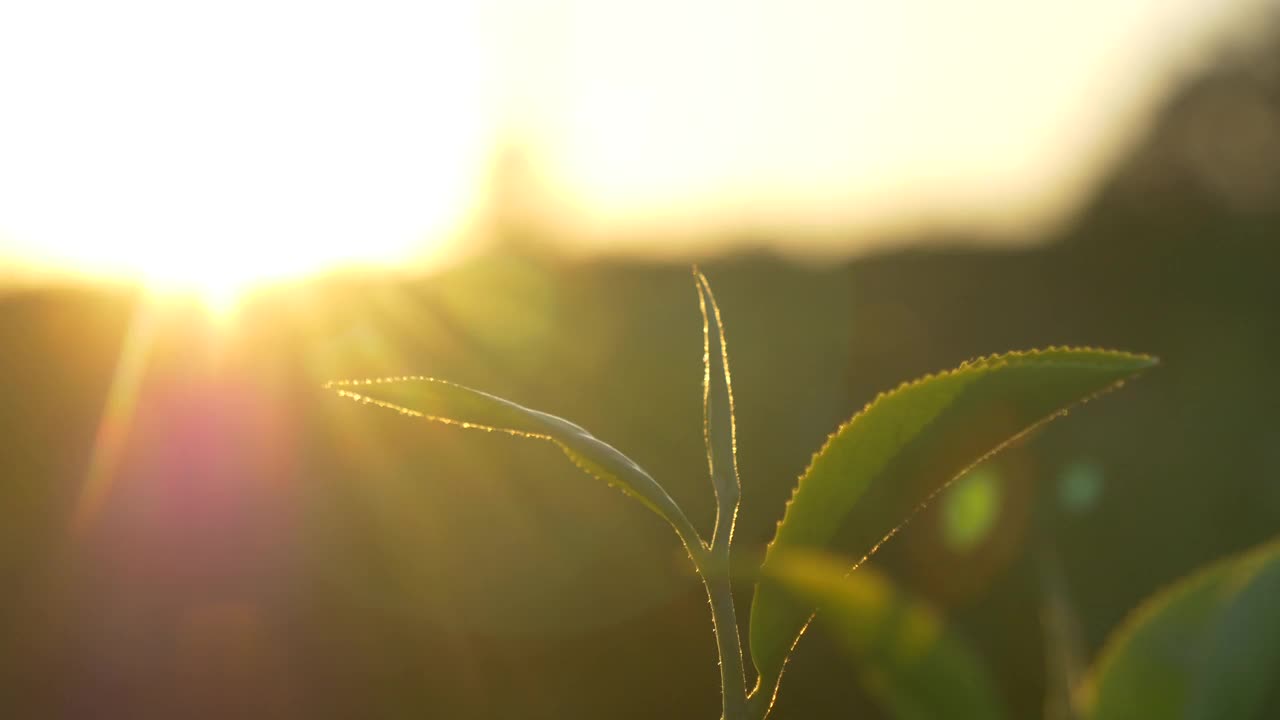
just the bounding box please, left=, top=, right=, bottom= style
left=516, top=0, right=1270, bottom=250
left=0, top=0, right=1270, bottom=301
left=0, top=2, right=494, bottom=303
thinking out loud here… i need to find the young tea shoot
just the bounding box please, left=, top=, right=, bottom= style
left=327, top=269, right=1156, bottom=720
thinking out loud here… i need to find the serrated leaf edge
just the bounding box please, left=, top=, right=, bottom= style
left=750, top=347, right=1156, bottom=709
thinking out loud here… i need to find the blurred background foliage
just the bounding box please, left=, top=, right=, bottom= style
left=2, top=6, right=1280, bottom=719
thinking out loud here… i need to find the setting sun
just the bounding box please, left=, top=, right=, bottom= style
left=0, top=2, right=493, bottom=309
left=2, top=0, right=1268, bottom=290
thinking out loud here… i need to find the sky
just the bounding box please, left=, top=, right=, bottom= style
left=0, top=0, right=1272, bottom=298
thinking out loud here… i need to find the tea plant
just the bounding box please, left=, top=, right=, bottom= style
left=326, top=269, right=1159, bottom=719
left=1082, top=535, right=1280, bottom=720
left=764, top=528, right=1280, bottom=720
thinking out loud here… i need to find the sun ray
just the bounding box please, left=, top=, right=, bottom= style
left=71, top=299, right=160, bottom=534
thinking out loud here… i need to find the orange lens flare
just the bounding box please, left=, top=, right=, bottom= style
left=72, top=301, right=159, bottom=534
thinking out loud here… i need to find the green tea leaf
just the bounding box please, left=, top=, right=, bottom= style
left=325, top=376, right=702, bottom=546
left=766, top=550, right=1006, bottom=720
left=695, top=269, right=741, bottom=549
left=749, top=348, right=1155, bottom=708
left=1082, top=535, right=1280, bottom=720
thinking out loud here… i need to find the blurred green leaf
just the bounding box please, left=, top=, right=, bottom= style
left=1083, top=535, right=1280, bottom=720
left=695, top=268, right=741, bottom=548
left=750, top=348, right=1156, bottom=708
left=766, top=550, right=1006, bottom=720
left=325, top=376, right=701, bottom=545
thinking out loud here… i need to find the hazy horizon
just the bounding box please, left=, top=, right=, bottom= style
left=1, top=0, right=1275, bottom=295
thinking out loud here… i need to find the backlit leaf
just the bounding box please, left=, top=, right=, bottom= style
left=766, top=550, right=1006, bottom=720
left=696, top=268, right=741, bottom=548
left=1082, top=535, right=1280, bottom=720
left=325, top=376, right=701, bottom=545
left=749, top=348, right=1155, bottom=710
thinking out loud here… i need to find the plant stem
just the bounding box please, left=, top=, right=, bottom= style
left=698, top=547, right=749, bottom=720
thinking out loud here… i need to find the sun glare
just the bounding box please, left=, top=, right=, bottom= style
left=3, top=0, right=1266, bottom=278
left=0, top=2, right=494, bottom=309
